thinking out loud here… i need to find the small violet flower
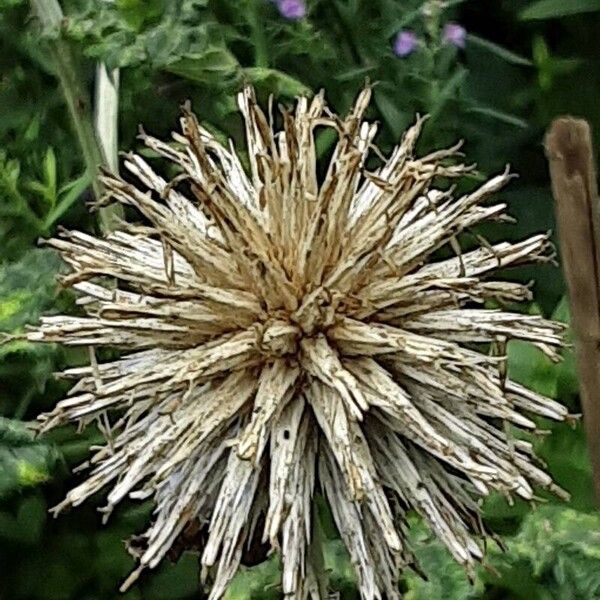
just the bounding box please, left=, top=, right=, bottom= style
left=277, top=0, right=306, bottom=20
left=442, top=22, right=467, bottom=49
left=393, top=30, right=418, bottom=58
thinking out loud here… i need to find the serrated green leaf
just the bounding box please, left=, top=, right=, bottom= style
left=166, top=48, right=240, bottom=86
left=0, top=417, right=59, bottom=498
left=224, top=555, right=281, bottom=600
left=0, top=415, right=36, bottom=446
left=116, top=0, right=166, bottom=31
left=16, top=460, right=49, bottom=486
left=491, top=506, right=600, bottom=597
left=0, top=290, right=30, bottom=322
left=403, top=519, right=484, bottom=600
left=0, top=248, right=62, bottom=332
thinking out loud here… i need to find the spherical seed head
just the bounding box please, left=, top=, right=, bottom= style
left=31, top=86, right=569, bottom=599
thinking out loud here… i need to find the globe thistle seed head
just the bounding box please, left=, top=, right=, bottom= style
left=30, top=86, right=569, bottom=599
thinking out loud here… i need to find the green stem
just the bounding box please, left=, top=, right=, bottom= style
left=308, top=503, right=329, bottom=598
left=14, top=388, right=35, bottom=420
left=333, top=1, right=364, bottom=68
left=249, top=0, right=269, bottom=68
left=30, top=0, right=122, bottom=233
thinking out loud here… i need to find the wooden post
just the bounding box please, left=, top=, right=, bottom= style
left=545, top=117, right=600, bottom=502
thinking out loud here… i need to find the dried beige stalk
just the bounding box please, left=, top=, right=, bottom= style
left=29, top=86, right=569, bottom=599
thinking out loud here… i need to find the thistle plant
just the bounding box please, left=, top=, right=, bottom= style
left=29, top=87, right=569, bottom=599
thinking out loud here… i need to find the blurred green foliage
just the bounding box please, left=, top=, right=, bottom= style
left=0, top=0, right=599, bottom=598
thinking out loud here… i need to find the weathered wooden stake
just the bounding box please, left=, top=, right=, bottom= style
left=546, top=117, right=600, bottom=502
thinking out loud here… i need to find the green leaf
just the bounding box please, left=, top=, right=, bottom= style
left=380, top=8, right=422, bottom=37
left=116, top=0, right=166, bottom=31
left=242, top=67, right=310, bottom=98
left=508, top=339, right=558, bottom=398
left=0, top=249, right=63, bottom=414
left=538, top=421, right=595, bottom=510
left=334, top=65, right=377, bottom=83
left=0, top=151, right=44, bottom=237
left=466, top=106, right=529, bottom=129
left=0, top=417, right=59, bottom=498
left=137, top=553, right=199, bottom=599
left=0, top=494, right=47, bottom=545
left=551, top=297, right=579, bottom=399
left=374, top=90, right=411, bottom=139
left=532, top=35, right=583, bottom=90
left=403, top=519, right=484, bottom=599
left=43, top=147, right=57, bottom=205
left=467, top=34, right=533, bottom=66
left=224, top=555, right=280, bottom=600
left=0, top=248, right=62, bottom=332
left=0, top=291, right=31, bottom=323
left=166, top=47, right=240, bottom=86
left=507, top=303, right=561, bottom=398
left=315, top=127, right=338, bottom=159
left=43, top=171, right=90, bottom=231
left=492, top=506, right=600, bottom=597
left=520, top=0, right=600, bottom=20
left=428, top=67, right=468, bottom=123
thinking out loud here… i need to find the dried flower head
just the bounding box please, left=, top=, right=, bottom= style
left=30, top=86, right=569, bottom=599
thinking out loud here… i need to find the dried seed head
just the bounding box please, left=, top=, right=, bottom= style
left=31, top=86, right=568, bottom=599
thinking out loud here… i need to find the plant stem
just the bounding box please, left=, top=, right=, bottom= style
left=30, top=0, right=122, bottom=232
left=308, top=502, right=329, bottom=598
left=333, top=1, right=364, bottom=68
left=249, top=0, right=269, bottom=68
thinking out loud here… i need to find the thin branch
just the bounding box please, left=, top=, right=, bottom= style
left=30, top=0, right=122, bottom=232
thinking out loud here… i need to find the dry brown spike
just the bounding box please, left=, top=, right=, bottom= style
left=30, top=86, right=570, bottom=599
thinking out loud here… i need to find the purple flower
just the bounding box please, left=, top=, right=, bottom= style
left=393, top=30, right=418, bottom=58
left=442, top=22, right=467, bottom=49
left=277, top=0, right=306, bottom=20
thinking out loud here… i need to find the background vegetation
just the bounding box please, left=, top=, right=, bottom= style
left=0, top=0, right=599, bottom=598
